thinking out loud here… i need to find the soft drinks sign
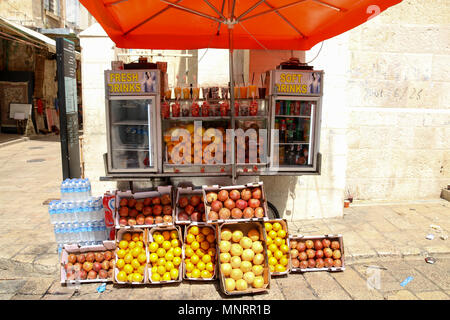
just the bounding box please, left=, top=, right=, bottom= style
left=272, top=70, right=323, bottom=96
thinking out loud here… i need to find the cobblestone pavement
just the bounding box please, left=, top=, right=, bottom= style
left=0, top=136, right=449, bottom=300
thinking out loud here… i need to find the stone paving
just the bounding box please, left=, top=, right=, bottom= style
left=0, top=137, right=449, bottom=300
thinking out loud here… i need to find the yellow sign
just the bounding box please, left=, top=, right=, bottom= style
left=106, top=70, right=157, bottom=95
left=274, top=70, right=322, bottom=95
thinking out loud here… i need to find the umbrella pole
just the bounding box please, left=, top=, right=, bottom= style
left=228, top=25, right=236, bottom=183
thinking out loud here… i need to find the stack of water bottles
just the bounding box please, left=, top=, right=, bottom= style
left=49, top=179, right=109, bottom=252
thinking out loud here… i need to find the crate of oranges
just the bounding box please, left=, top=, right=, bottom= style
left=114, top=229, right=148, bottom=284
left=217, top=221, right=270, bottom=295
left=183, top=225, right=218, bottom=280
left=263, top=220, right=291, bottom=276
left=148, top=226, right=183, bottom=284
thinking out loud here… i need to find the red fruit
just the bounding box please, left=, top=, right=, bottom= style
left=323, top=248, right=333, bottom=258
left=119, top=198, right=128, bottom=207
left=299, top=260, right=308, bottom=269
left=197, top=203, right=205, bottom=213
left=119, top=217, right=128, bottom=226
left=185, top=204, right=195, bottom=215
left=248, top=199, right=260, bottom=209
left=315, top=258, right=325, bottom=268
left=206, top=192, right=218, bottom=203
left=128, top=218, right=137, bottom=226
left=251, top=188, right=262, bottom=199
left=298, top=252, right=307, bottom=261
left=83, top=261, right=93, bottom=272
left=218, top=190, right=229, bottom=202
left=135, top=201, right=144, bottom=212
left=143, top=198, right=152, bottom=206
left=229, top=190, right=241, bottom=201
left=208, top=211, right=219, bottom=221
left=107, top=269, right=113, bottom=279
left=129, top=209, right=138, bottom=218
left=144, top=216, right=154, bottom=225
left=87, top=270, right=97, bottom=279
left=332, top=250, right=341, bottom=259
left=333, top=259, right=342, bottom=268
left=76, top=254, right=86, bottom=264
left=98, top=269, right=108, bottom=279
left=152, top=197, right=161, bottom=205
left=128, top=198, right=137, bottom=208
left=290, top=249, right=299, bottom=259
left=162, top=205, right=172, bottom=215
left=296, top=242, right=306, bottom=252
left=324, top=258, right=334, bottom=268
left=143, top=206, right=152, bottom=216
left=161, top=194, right=171, bottom=205
left=136, top=214, right=145, bottom=225
left=65, top=262, right=74, bottom=272
left=179, top=197, right=189, bottom=208
left=242, top=207, right=254, bottom=219
left=254, top=207, right=264, bottom=218
left=201, top=213, right=206, bottom=222
left=104, top=251, right=112, bottom=261
left=163, top=214, right=173, bottom=223
left=291, top=259, right=300, bottom=268
left=305, top=240, right=314, bottom=249
left=93, top=262, right=102, bottom=273
left=241, top=188, right=252, bottom=201
left=307, top=259, right=316, bottom=268
left=218, top=208, right=231, bottom=220
left=119, top=207, right=129, bottom=217
left=235, top=199, right=248, bottom=210
left=210, top=200, right=223, bottom=212
left=154, top=216, right=163, bottom=224
left=306, top=249, right=316, bottom=259
left=95, top=252, right=104, bottom=263
left=314, top=240, right=323, bottom=250
left=68, top=254, right=77, bottom=264
left=224, top=198, right=236, bottom=210
left=66, top=271, right=76, bottom=281
left=322, top=239, right=331, bottom=248
left=331, top=241, right=340, bottom=250
left=315, top=250, right=324, bottom=259
left=190, top=212, right=201, bottom=222
left=178, top=212, right=189, bottom=221
left=152, top=205, right=162, bottom=215
left=78, top=270, right=87, bottom=280
left=86, top=252, right=95, bottom=263
left=73, top=263, right=82, bottom=272
left=190, top=195, right=201, bottom=207
left=231, top=208, right=243, bottom=219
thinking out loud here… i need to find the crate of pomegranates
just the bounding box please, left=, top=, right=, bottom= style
left=175, top=187, right=207, bottom=225
left=202, top=182, right=268, bottom=224
left=60, top=241, right=116, bottom=284
left=115, top=186, right=174, bottom=229
left=288, top=234, right=345, bottom=273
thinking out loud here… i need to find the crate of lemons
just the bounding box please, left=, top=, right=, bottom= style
left=264, top=220, right=291, bottom=275
left=218, top=222, right=270, bottom=294
left=148, top=227, right=183, bottom=283
left=184, top=225, right=217, bottom=280
left=115, top=231, right=147, bottom=284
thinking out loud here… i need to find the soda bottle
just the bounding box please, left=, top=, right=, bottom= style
left=285, top=101, right=291, bottom=115
left=280, top=119, right=287, bottom=143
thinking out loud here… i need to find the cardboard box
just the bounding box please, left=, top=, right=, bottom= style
left=60, top=241, right=116, bottom=285
left=113, top=228, right=148, bottom=285
left=288, top=234, right=345, bottom=272
left=175, top=187, right=207, bottom=225
left=147, top=225, right=184, bottom=284
left=263, top=219, right=292, bottom=276
left=183, top=224, right=218, bottom=281
left=217, top=221, right=270, bottom=295
left=115, top=186, right=174, bottom=229
left=202, top=182, right=268, bottom=224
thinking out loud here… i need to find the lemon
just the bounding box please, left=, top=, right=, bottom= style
left=165, top=261, right=174, bottom=271
left=206, top=262, right=214, bottom=272
left=186, top=262, right=195, bottom=273
left=162, top=272, right=172, bottom=281
left=173, top=256, right=181, bottom=266
left=197, top=261, right=206, bottom=271
left=170, top=268, right=179, bottom=280
left=202, top=254, right=212, bottom=264
left=137, top=265, right=145, bottom=275
left=280, top=244, right=289, bottom=254
left=268, top=257, right=277, bottom=266
left=131, top=247, right=141, bottom=258
left=264, top=223, right=272, bottom=232
left=201, top=270, right=211, bottom=278
left=268, top=243, right=278, bottom=253
left=131, top=233, right=140, bottom=242
left=132, top=273, right=143, bottom=282
left=149, top=253, right=158, bottom=264
left=157, top=258, right=166, bottom=266
left=191, top=241, right=200, bottom=251
left=173, top=247, right=182, bottom=257
left=116, top=258, right=125, bottom=269
left=272, top=222, right=282, bottom=232
left=151, top=273, right=161, bottom=282
left=171, top=239, right=179, bottom=248
left=157, top=265, right=166, bottom=276
left=165, top=251, right=174, bottom=261
left=170, top=230, right=178, bottom=239
left=157, top=248, right=166, bottom=258
left=185, top=247, right=194, bottom=258
left=274, top=250, right=283, bottom=260
left=190, top=226, right=200, bottom=236
left=275, top=264, right=286, bottom=273
left=279, top=256, right=288, bottom=266
left=191, top=268, right=201, bottom=278
left=128, top=241, right=136, bottom=250
left=117, top=249, right=126, bottom=259
left=124, top=253, right=133, bottom=264
left=186, top=234, right=195, bottom=244
left=274, top=237, right=284, bottom=247
left=268, top=230, right=277, bottom=240
left=138, top=253, right=147, bottom=264
left=124, top=264, right=134, bottom=274
left=127, top=274, right=133, bottom=282
left=191, top=254, right=200, bottom=265
left=131, top=259, right=141, bottom=269
left=117, top=270, right=127, bottom=282
left=162, top=241, right=172, bottom=251
left=148, top=242, right=159, bottom=253
left=277, top=229, right=286, bottom=239
left=118, top=240, right=128, bottom=250
left=154, top=235, right=164, bottom=245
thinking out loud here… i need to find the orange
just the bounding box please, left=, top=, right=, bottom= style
left=157, top=258, right=166, bottom=266
left=127, top=274, right=133, bottom=282
left=196, top=249, right=205, bottom=258
left=162, top=231, right=171, bottom=241
left=274, top=237, right=284, bottom=247
left=170, top=230, right=178, bottom=239
left=268, top=257, right=277, bottom=266
left=157, top=265, right=166, bottom=276
left=280, top=244, right=289, bottom=254
left=132, top=233, right=140, bottom=242
left=122, top=233, right=132, bottom=241
left=200, top=241, right=210, bottom=250
left=275, top=264, right=286, bottom=273
left=132, top=273, right=143, bottom=282
left=137, top=265, right=146, bottom=275
left=196, top=234, right=205, bottom=243
left=264, top=223, right=272, bottom=232
left=268, top=230, right=277, bottom=240
left=190, top=226, right=200, bottom=236
left=274, top=250, right=283, bottom=260
left=272, top=222, right=282, bottom=232
left=136, top=241, right=144, bottom=248
left=277, top=229, right=286, bottom=239
left=201, top=227, right=211, bottom=236
left=279, top=256, right=288, bottom=266
left=162, top=272, right=172, bottom=281
left=207, top=248, right=216, bottom=257
left=206, top=234, right=216, bottom=243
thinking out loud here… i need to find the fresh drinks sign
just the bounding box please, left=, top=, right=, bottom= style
left=106, top=70, right=158, bottom=95
left=272, top=70, right=323, bottom=96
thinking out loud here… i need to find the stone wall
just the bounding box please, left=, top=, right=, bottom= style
left=345, top=0, right=450, bottom=200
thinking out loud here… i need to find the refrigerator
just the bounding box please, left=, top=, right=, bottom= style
left=104, top=69, right=161, bottom=173
left=268, top=69, right=323, bottom=173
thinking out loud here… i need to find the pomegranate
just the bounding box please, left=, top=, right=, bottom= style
left=93, top=262, right=102, bottom=272
left=218, top=190, right=229, bottom=202
left=119, top=217, right=128, bottom=226
left=190, top=212, right=201, bottom=222
left=119, top=207, right=129, bottom=217
left=78, top=270, right=87, bottom=280
left=177, top=212, right=189, bottom=221
left=197, top=203, right=205, bottom=213
left=224, top=198, right=236, bottom=210
left=98, top=269, right=108, bottom=279
left=323, top=248, right=333, bottom=258
left=322, top=239, right=331, bottom=248
left=331, top=241, right=340, bottom=250
left=305, top=240, right=314, bottom=249
left=248, top=199, right=260, bottom=209
left=307, top=258, right=316, bottom=268
left=82, top=261, right=93, bottom=272
left=143, top=206, right=152, bottom=216
left=135, top=201, right=144, bottom=212
left=129, top=209, right=138, bottom=218
left=306, top=249, right=316, bottom=259
left=236, top=199, right=248, bottom=210
left=333, top=259, right=342, bottom=268
left=152, top=205, right=162, bottom=215
left=211, top=200, right=223, bottom=212
left=119, top=198, right=128, bottom=207
left=296, top=242, right=306, bottom=252
left=251, top=188, right=262, bottom=199
left=144, top=216, right=154, bottom=225
left=218, top=208, right=231, bottom=220
left=291, top=259, right=300, bottom=268
left=162, top=205, right=172, bottom=215
left=87, top=270, right=97, bottom=279
left=315, top=258, right=325, bottom=268
left=154, top=216, right=163, bottom=224
left=315, top=250, right=324, bottom=259
left=128, top=198, right=137, bottom=208
left=179, top=197, right=189, bottom=208
left=231, top=208, right=243, bottom=219
left=208, top=211, right=219, bottom=221
left=298, top=252, right=307, bottom=261
left=86, top=252, right=95, bottom=263
left=128, top=218, right=137, bottom=226
left=229, top=190, right=241, bottom=201
left=104, top=251, right=112, bottom=261
left=136, top=214, right=145, bottom=225
left=185, top=204, right=195, bottom=215
left=161, top=194, right=171, bottom=205
left=290, top=249, right=299, bottom=259
left=242, top=207, right=254, bottom=219
left=206, top=192, right=218, bottom=203
left=314, top=240, right=323, bottom=250
left=254, top=207, right=264, bottom=218
left=68, top=254, right=77, bottom=264
left=152, top=197, right=161, bottom=205
left=76, top=254, right=85, bottom=264
left=163, top=214, right=173, bottom=223
left=190, top=195, right=201, bottom=207
left=290, top=240, right=298, bottom=249
left=324, top=258, right=334, bottom=267
left=332, top=250, right=341, bottom=259
left=299, top=260, right=308, bottom=269
left=143, top=198, right=152, bottom=206
left=241, top=188, right=252, bottom=201
left=95, top=252, right=104, bottom=263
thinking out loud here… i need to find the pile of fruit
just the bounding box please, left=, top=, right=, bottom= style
left=64, top=251, right=114, bottom=280
left=184, top=226, right=217, bottom=279
left=219, top=227, right=267, bottom=292
left=148, top=229, right=182, bottom=282
left=118, top=194, right=172, bottom=226
left=205, top=187, right=265, bottom=221
left=264, top=221, right=290, bottom=273
left=177, top=194, right=206, bottom=222
left=164, top=124, right=228, bottom=165
left=115, top=232, right=146, bottom=283
left=290, top=238, right=343, bottom=269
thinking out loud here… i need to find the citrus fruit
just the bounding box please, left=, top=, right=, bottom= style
left=268, top=243, right=278, bottom=253
left=156, top=248, right=166, bottom=257
left=185, top=247, right=194, bottom=258
left=191, top=269, right=201, bottom=278
left=138, top=253, right=147, bottom=264
left=191, top=254, right=200, bottom=265
left=116, top=249, right=126, bottom=259
left=190, top=226, right=200, bottom=235
left=116, top=258, right=125, bottom=269
left=162, top=272, right=171, bottom=281
left=165, top=261, right=174, bottom=271
left=247, top=229, right=260, bottom=241
left=151, top=273, right=161, bottom=282
left=196, top=249, right=205, bottom=258
left=122, top=233, right=132, bottom=241
left=137, top=265, right=145, bottom=275
left=154, top=234, right=164, bottom=245
left=275, top=264, right=286, bottom=273
left=268, top=257, right=277, bottom=266
left=196, top=234, right=205, bottom=243
left=128, top=241, right=136, bottom=249
left=277, top=229, right=286, bottom=238
left=268, top=230, right=277, bottom=240
left=253, top=276, right=264, bottom=288
left=173, top=256, right=181, bottom=266
left=201, top=227, right=211, bottom=236
left=117, top=270, right=127, bottom=282
left=170, top=230, right=178, bottom=239
left=131, top=259, right=141, bottom=269
left=191, top=241, right=200, bottom=251
left=252, top=265, right=263, bottom=276
left=124, top=264, right=134, bottom=274
left=201, top=270, right=211, bottom=278
left=171, top=239, right=179, bottom=248
left=132, top=273, right=143, bottom=282
left=136, top=241, right=144, bottom=248
left=157, top=258, right=166, bottom=266
left=132, top=233, right=140, bottom=242
left=280, top=244, right=289, bottom=253
left=127, top=274, right=133, bottom=282
left=173, top=247, right=182, bottom=257
left=274, top=237, right=283, bottom=247
left=165, top=251, right=174, bottom=261
left=206, top=234, right=215, bottom=243
left=206, top=262, right=214, bottom=272
left=197, top=261, right=206, bottom=271
left=225, top=278, right=235, bottom=292
left=119, top=240, right=128, bottom=250
left=124, top=253, right=133, bottom=264
left=272, top=222, right=282, bottom=232
left=162, top=231, right=171, bottom=241
left=202, top=254, right=211, bottom=264
left=264, top=223, right=272, bottom=232
left=170, top=268, right=179, bottom=280
left=162, top=241, right=172, bottom=251
left=148, top=242, right=158, bottom=253
left=221, top=263, right=232, bottom=276
left=185, top=262, right=194, bottom=273
left=157, top=265, right=166, bottom=276
left=186, top=234, right=195, bottom=244
left=279, top=256, right=288, bottom=266
left=274, top=250, right=283, bottom=260
left=131, top=247, right=141, bottom=258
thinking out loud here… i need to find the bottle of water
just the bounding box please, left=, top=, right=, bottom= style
left=60, top=180, right=68, bottom=201
left=86, top=222, right=94, bottom=244
left=54, top=223, right=61, bottom=244
left=58, top=223, right=66, bottom=244
left=88, top=199, right=95, bottom=221
left=48, top=201, right=56, bottom=224
left=79, top=222, right=87, bottom=246
left=86, top=179, right=92, bottom=199
left=95, top=198, right=104, bottom=220
left=73, top=180, right=81, bottom=201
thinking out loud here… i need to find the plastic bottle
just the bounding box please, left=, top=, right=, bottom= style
left=48, top=201, right=55, bottom=224
left=54, top=224, right=61, bottom=244
left=96, top=198, right=104, bottom=221
left=74, top=180, right=81, bottom=201
left=80, top=222, right=88, bottom=245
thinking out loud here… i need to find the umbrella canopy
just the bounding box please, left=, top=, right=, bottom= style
left=80, top=0, right=402, bottom=50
